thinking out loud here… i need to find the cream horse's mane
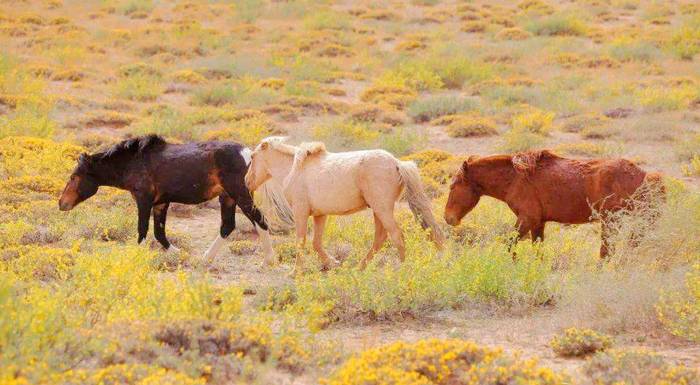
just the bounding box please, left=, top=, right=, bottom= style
left=258, top=136, right=327, bottom=180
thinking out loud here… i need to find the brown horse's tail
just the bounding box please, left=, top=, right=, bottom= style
left=643, top=172, right=666, bottom=202
left=397, top=160, right=445, bottom=248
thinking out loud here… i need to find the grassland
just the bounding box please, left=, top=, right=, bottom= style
left=1, top=0, right=700, bottom=384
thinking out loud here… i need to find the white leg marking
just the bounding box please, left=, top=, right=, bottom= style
left=166, top=245, right=181, bottom=254
left=203, top=235, right=226, bottom=261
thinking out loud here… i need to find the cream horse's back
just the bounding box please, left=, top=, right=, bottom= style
left=293, top=149, right=402, bottom=216
left=245, top=137, right=444, bottom=271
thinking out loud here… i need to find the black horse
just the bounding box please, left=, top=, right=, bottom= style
left=59, top=135, right=271, bottom=258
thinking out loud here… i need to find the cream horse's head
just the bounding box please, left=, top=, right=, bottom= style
left=245, top=136, right=292, bottom=191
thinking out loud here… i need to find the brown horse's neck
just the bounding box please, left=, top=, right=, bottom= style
left=468, top=156, right=516, bottom=201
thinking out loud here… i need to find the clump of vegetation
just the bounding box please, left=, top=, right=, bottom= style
left=656, top=263, right=700, bottom=342
left=360, top=84, right=417, bottom=110
left=408, top=95, right=478, bottom=122
left=496, top=27, right=533, bottom=40
left=667, top=18, right=700, bottom=60
left=498, top=127, right=546, bottom=152
left=312, top=120, right=379, bottom=150
left=551, top=328, right=613, bottom=358
left=584, top=349, right=700, bottom=385
left=525, top=13, right=588, bottom=36
left=322, top=339, right=567, bottom=385
left=511, top=108, right=555, bottom=135
left=203, top=115, right=278, bottom=147
left=445, top=113, right=498, bottom=137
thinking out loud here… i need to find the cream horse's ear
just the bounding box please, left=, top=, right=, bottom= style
left=260, top=141, right=269, bottom=150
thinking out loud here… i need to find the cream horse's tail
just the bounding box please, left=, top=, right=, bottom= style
left=397, top=161, right=445, bottom=248
left=259, top=181, right=295, bottom=231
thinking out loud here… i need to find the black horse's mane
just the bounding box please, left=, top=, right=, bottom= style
left=79, top=134, right=167, bottom=170
left=102, top=134, right=167, bottom=158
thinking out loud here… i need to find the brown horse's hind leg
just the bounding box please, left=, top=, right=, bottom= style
left=531, top=223, right=545, bottom=242
left=359, top=213, right=388, bottom=270
left=313, top=215, right=339, bottom=271
left=600, top=219, right=614, bottom=259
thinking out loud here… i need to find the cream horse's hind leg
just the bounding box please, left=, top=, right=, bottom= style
left=313, top=215, right=339, bottom=270
left=359, top=212, right=388, bottom=270
left=374, top=208, right=405, bottom=262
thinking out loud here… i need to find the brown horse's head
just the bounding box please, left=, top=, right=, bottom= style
left=444, top=158, right=481, bottom=226
left=245, top=139, right=274, bottom=192
left=59, top=154, right=100, bottom=211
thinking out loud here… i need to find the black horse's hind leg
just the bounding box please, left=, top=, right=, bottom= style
left=221, top=177, right=268, bottom=230
left=152, top=202, right=171, bottom=249
left=135, top=196, right=153, bottom=244
left=219, top=194, right=236, bottom=238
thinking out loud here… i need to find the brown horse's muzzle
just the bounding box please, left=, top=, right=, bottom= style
left=58, top=199, right=74, bottom=211
left=444, top=213, right=461, bottom=226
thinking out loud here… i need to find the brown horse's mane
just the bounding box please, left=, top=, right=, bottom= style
left=511, top=150, right=560, bottom=176
left=83, top=134, right=166, bottom=163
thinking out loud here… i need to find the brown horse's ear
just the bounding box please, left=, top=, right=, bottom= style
left=467, top=155, right=479, bottom=163
left=461, top=160, right=469, bottom=173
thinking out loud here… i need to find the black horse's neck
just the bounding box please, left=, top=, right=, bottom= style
left=88, top=155, right=132, bottom=188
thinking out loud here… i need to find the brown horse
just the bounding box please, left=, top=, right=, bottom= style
left=58, top=135, right=273, bottom=261
left=444, top=150, right=664, bottom=257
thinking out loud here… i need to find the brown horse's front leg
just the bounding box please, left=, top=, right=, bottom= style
left=135, top=196, right=153, bottom=245
left=509, top=216, right=542, bottom=260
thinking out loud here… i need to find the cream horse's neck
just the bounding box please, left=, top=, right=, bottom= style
left=266, top=150, right=295, bottom=187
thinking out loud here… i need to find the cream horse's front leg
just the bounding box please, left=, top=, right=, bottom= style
left=291, top=208, right=308, bottom=276
left=313, top=215, right=339, bottom=271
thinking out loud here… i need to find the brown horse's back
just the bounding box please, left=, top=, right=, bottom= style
left=517, top=151, right=650, bottom=224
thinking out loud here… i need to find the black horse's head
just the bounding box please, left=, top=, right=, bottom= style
left=59, top=153, right=100, bottom=211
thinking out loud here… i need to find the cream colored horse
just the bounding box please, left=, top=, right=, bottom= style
left=245, top=136, right=444, bottom=271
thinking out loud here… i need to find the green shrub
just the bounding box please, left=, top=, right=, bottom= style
left=525, top=14, right=588, bottom=36
left=113, top=74, right=163, bottom=102
left=312, top=120, right=380, bottom=151
left=667, top=19, right=700, bottom=60
left=497, top=127, right=545, bottom=153
left=607, top=37, right=659, bottom=63
left=408, top=95, right=479, bottom=122
left=376, top=62, right=443, bottom=92
left=511, top=108, right=555, bottom=135
left=550, top=328, right=612, bottom=357
left=131, top=107, right=200, bottom=141
left=292, top=215, right=556, bottom=325
left=656, top=264, right=700, bottom=342
left=431, top=57, right=494, bottom=89
left=191, top=82, right=237, bottom=106
left=445, top=114, right=498, bottom=137
left=584, top=349, right=700, bottom=385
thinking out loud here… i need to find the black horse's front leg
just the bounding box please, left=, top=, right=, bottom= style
left=136, top=197, right=153, bottom=244
left=153, top=202, right=171, bottom=249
